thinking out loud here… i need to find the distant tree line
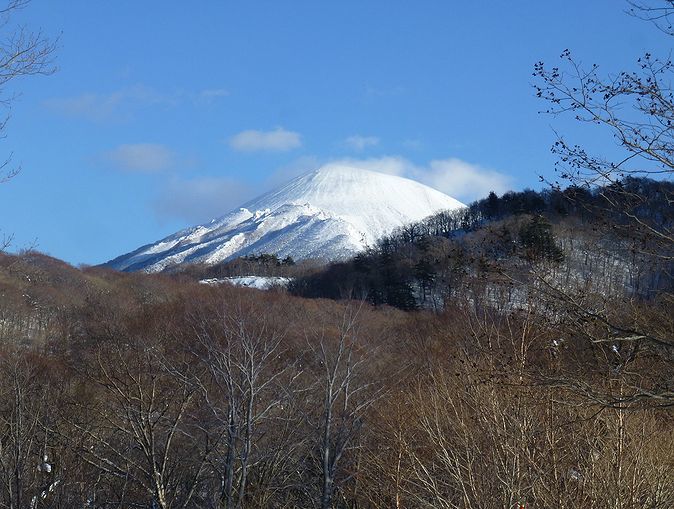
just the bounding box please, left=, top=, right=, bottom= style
left=173, top=252, right=323, bottom=281
left=289, top=177, right=674, bottom=311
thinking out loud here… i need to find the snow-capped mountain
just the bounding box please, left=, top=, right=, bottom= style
left=105, top=164, right=465, bottom=272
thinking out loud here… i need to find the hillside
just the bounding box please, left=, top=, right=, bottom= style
left=290, top=177, right=674, bottom=311
left=1, top=170, right=672, bottom=509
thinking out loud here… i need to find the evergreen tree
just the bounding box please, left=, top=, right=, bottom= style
left=518, top=215, right=564, bottom=262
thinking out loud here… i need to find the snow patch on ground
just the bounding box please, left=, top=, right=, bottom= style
left=200, top=276, right=291, bottom=290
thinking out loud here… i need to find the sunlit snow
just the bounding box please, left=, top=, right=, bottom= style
left=200, top=276, right=291, bottom=290
left=106, top=165, right=465, bottom=272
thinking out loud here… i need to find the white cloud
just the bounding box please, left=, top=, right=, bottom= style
left=151, top=154, right=513, bottom=223
left=44, top=85, right=178, bottom=122
left=200, top=88, right=229, bottom=99
left=102, top=143, right=175, bottom=172
left=318, top=155, right=513, bottom=202
left=228, top=128, right=302, bottom=152
left=46, top=84, right=231, bottom=120
left=264, top=155, right=321, bottom=188
left=196, top=88, right=229, bottom=104
left=415, top=158, right=514, bottom=200
left=343, top=135, right=380, bottom=151
left=154, top=176, right=255, bottom=224
left=152, top=157, right=318, bottom=224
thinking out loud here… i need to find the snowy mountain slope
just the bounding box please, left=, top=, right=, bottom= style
left=105, top=164, right=465, bottom=272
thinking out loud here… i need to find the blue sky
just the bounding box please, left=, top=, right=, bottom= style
left=0, top=0, right=669, bottom=265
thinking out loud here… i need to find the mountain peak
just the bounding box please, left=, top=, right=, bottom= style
left=106, top=166, right=465, bottom=272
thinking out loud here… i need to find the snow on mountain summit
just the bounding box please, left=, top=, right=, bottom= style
left=105, top=164, right=465, bottom=272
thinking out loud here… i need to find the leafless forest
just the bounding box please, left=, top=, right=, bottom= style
left=0, top=1, right=673, bottom=508
left=0, top=185, right=672, bottom=508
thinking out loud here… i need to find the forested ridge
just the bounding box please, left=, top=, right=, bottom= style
left=289, top=177, right=674, bottom=311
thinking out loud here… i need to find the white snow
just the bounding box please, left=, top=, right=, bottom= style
left=200, top=276, right=291, bottom=290
left=106, top=164, right=465, bottom=272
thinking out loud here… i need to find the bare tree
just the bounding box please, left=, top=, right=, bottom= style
left=0, top=350, right=57, bottom=509
left=66, top=345, right=211, bottom=509
left=192, top=303, right=304, bottom=508
left=532, top=0, right=674, bottom=406
left=628, top=0, right=674, bottom=34
left=532, top=1, right=673, bottom=254
left=306, top=306, right=382, bottom=509
left=0, top=0, right=56, bottom=253
left=0, top=0, right=56, bottom=185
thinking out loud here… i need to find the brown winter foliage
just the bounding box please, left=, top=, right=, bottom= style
left=0, top=249, right=671, bottom=508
